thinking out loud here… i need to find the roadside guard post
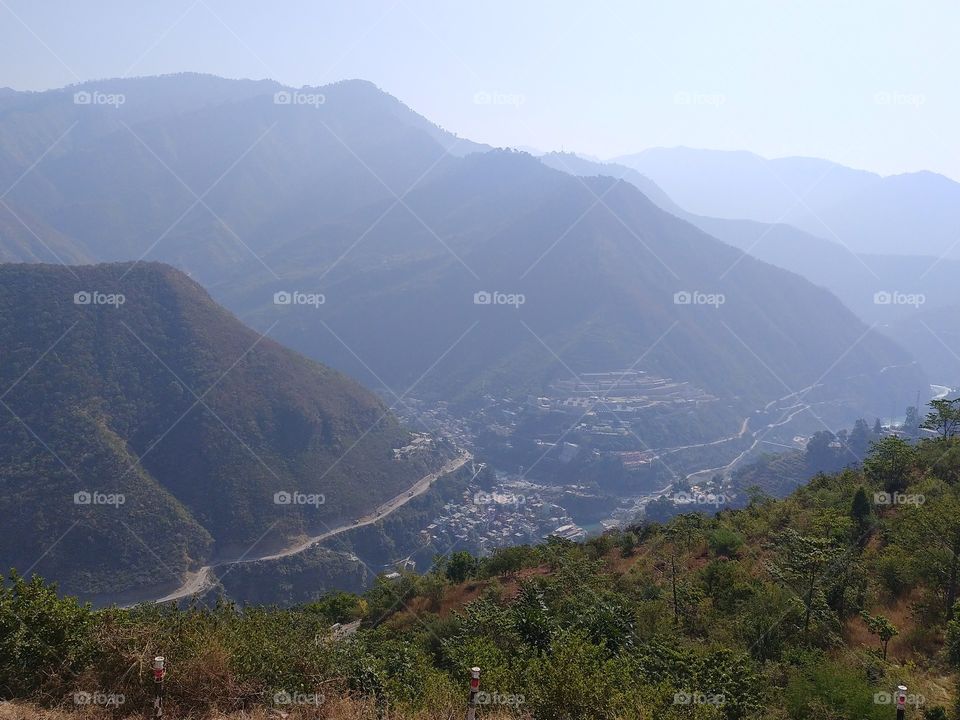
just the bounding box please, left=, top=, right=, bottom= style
left=153, top=656, right=166, bottom=719
left=896, top=685, right=907, bottom=720
left=466, top=667, right=480, bottom=720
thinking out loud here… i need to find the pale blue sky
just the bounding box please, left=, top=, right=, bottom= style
left=1, top=0, right=956, bottom=179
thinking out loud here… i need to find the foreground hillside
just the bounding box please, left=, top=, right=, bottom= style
left=0, top=262, right=450, bottom=601
left=4, top=416, right=960, bottom=719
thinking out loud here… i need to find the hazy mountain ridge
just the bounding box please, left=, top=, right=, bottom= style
left=614, top=146, right=960, bottom=259
left=220, top=148, right=925, bottom=429
left=0, top=262, right=445, bottom=599
left=0, top=76, right=928, bottom=432
left=557, top=150, right=960, bottom=386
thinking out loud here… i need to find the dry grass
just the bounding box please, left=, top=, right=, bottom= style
left=0, top=700, right=529, bottom=720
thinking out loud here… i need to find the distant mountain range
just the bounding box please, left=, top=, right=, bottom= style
left=0, top=262, right=445, bottom=600
left=548, top=151, right=960, bottom=387
left=0, top=74, right=928, bottom=427
left=614, top=147, right=960, bottom=259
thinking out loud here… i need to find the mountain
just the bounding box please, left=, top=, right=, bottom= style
left=0, top=76, right=928, bottom=437
left=613, top=147, right=875, bottom=225
left=0, top=74, right=485, bottom=284
left=0, top=262, right=448, bottom=600
left=0, top=200, right=91, bottom=264
left=887, top=304, right=960, bottom=388
left=538, top=151, right=685, bottom=215
left=218, top=149, right=925, bottom=431
left=557, top=152, right=960, bottom=386
left=614, top=147, right=960, bottom=258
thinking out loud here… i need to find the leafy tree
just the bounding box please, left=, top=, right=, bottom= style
left=849, top=418, right=872, bottom=460
left=922, top=398, right=960, bottom=440
left=769, top=530, right=843, bottom=641
left=708, top=526, right=745, bottom=558
left=0, top=572, right=95, bottom=696
left=806, top=431, right=841, bottom=473
left=863, top=436, right=917, bottom=494
left=445, top=551, right=479, bottom=584
left=873, top=418, right=884, bottom=435
left=305, top=590, right=364, bottom=623
left=850, top=486, right=872, bottom=547
left=860, top=611, right=898, bottom=659
left=898, top=483, right=960, bottom=619
left=904, top=405, right=921, bottom=439
left=946, top=602, right=960, bottom=667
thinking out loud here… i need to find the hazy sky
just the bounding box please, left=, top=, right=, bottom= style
left=1, top=0, right=957, bottom=180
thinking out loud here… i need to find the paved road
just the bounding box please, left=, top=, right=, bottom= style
left=148, top=451, right=472, bottom=605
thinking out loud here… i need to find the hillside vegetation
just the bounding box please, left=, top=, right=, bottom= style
left=5, top=406, right=960, bottom=719
left=0, top=262, right=448, bottom=600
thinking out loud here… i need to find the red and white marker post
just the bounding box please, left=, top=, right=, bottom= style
left=896, top=684, right=907, bottom=720
left=152, top=656, right=166, bottom=720
left=466, top=667, right=480, bottom=720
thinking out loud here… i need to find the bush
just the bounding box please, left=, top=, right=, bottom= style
left=708, top=527, right=745, bottom=558
left=0, top=572, right=96, bottom=697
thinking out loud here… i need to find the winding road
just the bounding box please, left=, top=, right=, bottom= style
left=146, top=451, right=472, bottom=605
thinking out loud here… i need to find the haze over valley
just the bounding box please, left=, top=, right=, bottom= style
left=1, top=4, right=959, bottom=718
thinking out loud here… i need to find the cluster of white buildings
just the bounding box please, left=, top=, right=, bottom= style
left=421, top=486, right=585, bottom=555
